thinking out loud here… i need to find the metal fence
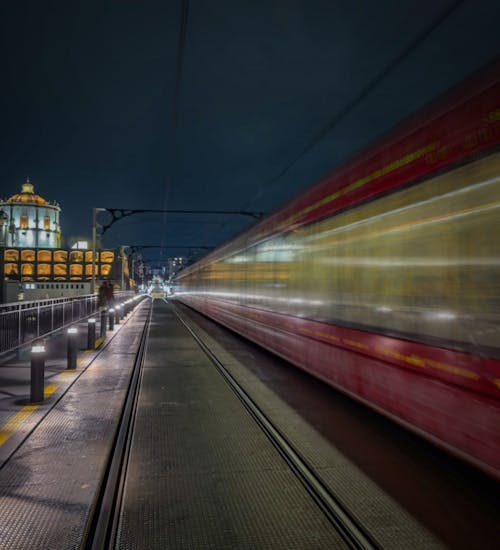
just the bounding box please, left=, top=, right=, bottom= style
left=0, top=292, right=135, bottom=355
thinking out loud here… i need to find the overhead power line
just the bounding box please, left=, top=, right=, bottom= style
left=243, top=0, right=466, bottom=207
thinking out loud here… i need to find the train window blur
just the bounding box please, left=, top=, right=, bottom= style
left=294, top=151, right=500, bottom=351
left=178, top=151, right=500, bottom=355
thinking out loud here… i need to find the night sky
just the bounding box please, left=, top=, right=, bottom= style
left=1, top=0, right=499, bottom=265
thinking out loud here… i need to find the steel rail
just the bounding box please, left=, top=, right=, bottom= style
left=85, top=300, right=152, bottom=550
left=173, top=304, right=379, bottom=550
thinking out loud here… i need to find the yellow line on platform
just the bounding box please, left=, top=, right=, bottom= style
left=0, top=377, right=76, bottom=446
left=0, top=380, right=59, bottom=445
left=0, top=318, right=119, bottom=447
left=0, top=404, right=39, bottom=446
left=44, top=384, right=58, bottom=397
left=60, top=369, right=75, bottom=376
left=94, top=337, right=104, bottom=348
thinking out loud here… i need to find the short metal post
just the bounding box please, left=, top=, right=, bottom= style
left=108, top=309, right=115, bottom=331
left=87, top=318, right=96, bottom=350
left=18, top=304, right=22, bottom=349
left=115, top=305, right=122, bottom=324
left=67, top=327, right=78, bottom=369
left=30, top=343, right=46, bottom=403
left=100, top=308, right=107, bottom=338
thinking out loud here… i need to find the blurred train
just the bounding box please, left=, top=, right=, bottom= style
left=174, top=63, right=500, bottom=478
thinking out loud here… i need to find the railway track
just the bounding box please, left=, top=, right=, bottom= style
left=85, top=301, right=152, bottom=550
left=85, top=298, right=379, bottom=548
left=174, top=304, right=378, bottom=550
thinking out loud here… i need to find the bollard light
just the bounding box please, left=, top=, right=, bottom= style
left=30, top=343, right=46, bottom=403
left=67, top=327, right=78, bottom=370
left=115, top=305, right=122, bottom=323
left=108, top=308, right=115, bottom=331
left=32, top=344, right=46, bottom=353
left=87, top=318, right=96, bottom=350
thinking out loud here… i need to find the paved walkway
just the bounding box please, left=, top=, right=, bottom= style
left=0, top=302, right=138, bottom=467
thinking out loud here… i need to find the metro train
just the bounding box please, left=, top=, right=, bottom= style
left=174, top=62, right=500, bottom=478
left=148, top=278, right=166, bottom=299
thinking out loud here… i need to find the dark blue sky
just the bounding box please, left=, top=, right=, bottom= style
left=1, top=0, right=499, bottom=263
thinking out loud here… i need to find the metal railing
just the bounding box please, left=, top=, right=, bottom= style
left=0, top=292, right=135, bottom=355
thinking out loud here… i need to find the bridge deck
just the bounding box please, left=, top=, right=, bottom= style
left=0, top=299, right=442, bottom=549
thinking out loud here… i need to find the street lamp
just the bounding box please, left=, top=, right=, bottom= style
left=91, top=207, right=106, bottom=295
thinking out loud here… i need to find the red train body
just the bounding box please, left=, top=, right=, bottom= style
left=175, top=62, right=500, bottom=478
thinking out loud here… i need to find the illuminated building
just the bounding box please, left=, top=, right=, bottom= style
left=0, top=179, right=128, bottom=302
left=167, top=257, right=187, bottom=279
left=0, top=179, right=61, bottom=248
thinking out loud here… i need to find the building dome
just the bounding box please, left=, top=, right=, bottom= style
left=5, top=180, right=48, bottom=205
left=0, top=178, right=61, bottom=249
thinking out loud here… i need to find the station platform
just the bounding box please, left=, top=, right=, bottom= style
left=0, top=299, right=498, bottom=549
left=0, top=299, right=148, bottom=549
left=0, top=299, right=345, bottom=548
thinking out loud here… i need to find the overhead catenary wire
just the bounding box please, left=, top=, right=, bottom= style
left=240, top=0, right=466, bottom=210
left=160, top=0, right=190, bottom=251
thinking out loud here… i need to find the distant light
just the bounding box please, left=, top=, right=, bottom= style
left=428, top=311, right=457, bottom=320
left=376, top=306, right=393, bottom=313
left=68, top=327, right=78, bottom=334
left=32, top=345, right=46, bottom=353
left=72, top=241, right=89, bottom=249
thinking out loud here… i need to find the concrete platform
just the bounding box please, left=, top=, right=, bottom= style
left=0, top=300, right=150, bottom=549
left=115, top=300, right=345, bottom=549
left=0, top=298, right=448, bottom=549
left=0, top=299, right=348, bottom=549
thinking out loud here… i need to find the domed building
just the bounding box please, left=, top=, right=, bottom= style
left=0, top=179, right=61, bottom=248
left=0, top=179, right=129, bottom=302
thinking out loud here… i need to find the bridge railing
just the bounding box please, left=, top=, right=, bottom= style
left=0, top=291, right=135, bottom=356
